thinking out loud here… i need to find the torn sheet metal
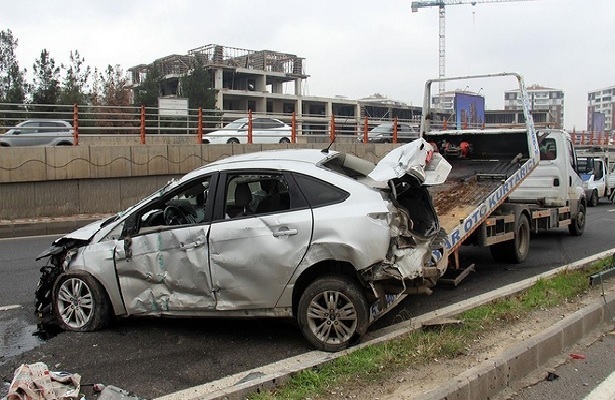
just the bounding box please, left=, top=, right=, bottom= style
left=369, top=138, right=452, bottom=185
left=51, top=216, right=114, bottom=243
left=7, top=362, right=80, bottom=400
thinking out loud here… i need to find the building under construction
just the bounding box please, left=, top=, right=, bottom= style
left=128, top=44, right=557, bottom=133
left=128, top=44, right=424, bottom=133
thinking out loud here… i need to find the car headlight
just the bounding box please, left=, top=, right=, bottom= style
left=582, top=182, right=588, bottom=189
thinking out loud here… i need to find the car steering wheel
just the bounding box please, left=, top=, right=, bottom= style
left=163, top=205, right=189, bottom=225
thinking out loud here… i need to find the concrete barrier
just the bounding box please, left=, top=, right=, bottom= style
left=0, top=142, right=393, bottom=220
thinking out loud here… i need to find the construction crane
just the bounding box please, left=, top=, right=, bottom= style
left=411, top=0, right=535, bottom=97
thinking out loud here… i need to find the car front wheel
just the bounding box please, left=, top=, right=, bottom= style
left=53, top=273, right=111, bottom=331
left=297, top=275, right=369, bottom=352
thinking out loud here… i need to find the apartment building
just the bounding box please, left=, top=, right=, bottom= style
left=587, top=85, right=614, bottom=132
left=504, top=85, right=564, bottom=129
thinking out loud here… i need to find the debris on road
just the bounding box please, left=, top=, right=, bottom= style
left=7, top=362, right=80, bottom=400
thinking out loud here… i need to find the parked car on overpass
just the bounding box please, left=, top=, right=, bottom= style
left=204, top=117, right=291, bottom=144
left=0, top=119, right=74, bottom=147
left=35, top=141, right=451, bottom=352
left=359, top=122, right=419, bottom=144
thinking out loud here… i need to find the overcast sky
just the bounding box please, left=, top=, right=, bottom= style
left=2, top=0, right=613, bottom=130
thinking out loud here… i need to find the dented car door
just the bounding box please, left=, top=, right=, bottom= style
left=207, top=172, right=312, bottom=310
left=113, top=177, right=216, bottom=314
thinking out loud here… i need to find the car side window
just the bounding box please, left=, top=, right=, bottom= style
left=567, top=140, right=576, bottom=169
left=594, top=161, right=604, bottom=180
left=292, top=173, right=349, bottom=207
left=127, top=177, right=212, bottom=236
left=539, top=138, right=557, bottom=160
left=251, top=120, right=264, bottom=130
left=256, top=119, right=283, bottom=130
left=20, top=122, right=39, bottom=133
left=224, top=173, right=292, bottom=218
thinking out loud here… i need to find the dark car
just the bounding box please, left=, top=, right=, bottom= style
left=359, top=122, right=419, bottom=144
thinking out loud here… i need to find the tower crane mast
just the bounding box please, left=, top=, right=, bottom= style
left=411, top=0, right=535, bottom=98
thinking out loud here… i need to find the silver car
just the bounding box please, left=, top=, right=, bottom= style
left=0, top=119, right=74, bottom=147
left=35, top=141, right=450, bottom=351
left=204, top=117, right=291, bottom=144
left=359, top=122, right=419, bottom=144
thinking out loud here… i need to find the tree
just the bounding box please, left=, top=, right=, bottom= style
left=180, top=58, right=216, bottom=110
left=0, top=30, right=29, bottom=126
left=31, top=49, right=61, bottom=108
left=99, top=64, right=130, bottom=107
left=59, top=50, right=90, bottom=106
left=133, top=62, right=161, bottom=107
left=90, top=64, right=134, bottom=133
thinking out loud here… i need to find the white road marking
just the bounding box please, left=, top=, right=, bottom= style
left=583, top=369, right=615, bottom=400
left=0, top=304, right=22, bottom=311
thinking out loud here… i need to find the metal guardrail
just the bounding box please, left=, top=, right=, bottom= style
left=0, top=102, right=424, bottom=145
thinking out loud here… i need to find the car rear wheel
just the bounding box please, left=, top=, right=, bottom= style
left=569, top=203, right=586, bottom=236
left=297, top=275, right=369, bottom=352
left=53, top=273, right=111, bottom=331
left=227, top=138, right=240, bottom=144
left=589, top=190, right=598, bottom=207
left=490, top=214, right=530, bottom=263
left=279, top=137, right=291, bottom=144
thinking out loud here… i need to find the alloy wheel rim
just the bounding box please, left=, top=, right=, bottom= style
left=57, top=278, right=93, bottom=329
left=306, top=290, right=357, bottom=345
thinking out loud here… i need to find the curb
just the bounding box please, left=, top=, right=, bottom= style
left=154, top=249, right=615, bottom=400
left=0, top=216, right=110, bottom=239
left=416, top=292, right=615, bottom=400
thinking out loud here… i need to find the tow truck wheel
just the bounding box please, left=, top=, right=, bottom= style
left=297, top=275, right=369, bottom=352
left=490, top=214, right=530, bottom=264
left=569, top=203, right=586, bottom=236
left=589, top=190, right=599, bottom=207
left=53, top=273, right=111, bottom=332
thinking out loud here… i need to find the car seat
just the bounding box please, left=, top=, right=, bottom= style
left=229, top=182, right=253, bottom=217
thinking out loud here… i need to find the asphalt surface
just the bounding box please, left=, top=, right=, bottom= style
left=508, top=334, right=615, bottom=400
left=1, top=203, right=615, bottom=398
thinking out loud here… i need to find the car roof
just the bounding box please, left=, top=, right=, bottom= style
left=211, top=148, right=334, bottom=167
left=17, top=119, right=72, bottom=125
left=179, top=149, right=337, bottom=182
left=19, top=119, right=70, bottom=122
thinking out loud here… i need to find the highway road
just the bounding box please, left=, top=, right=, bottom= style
left=1, top=203, right=615, bottom=398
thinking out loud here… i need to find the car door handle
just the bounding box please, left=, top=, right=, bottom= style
left=181, top=240, right=206, bottom=250
left=273, top=227, right=298, bottom=237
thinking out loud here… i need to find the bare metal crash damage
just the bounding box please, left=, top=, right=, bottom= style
left=35, top=139, right=451, bottom=352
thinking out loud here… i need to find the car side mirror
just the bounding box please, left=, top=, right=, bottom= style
left=12, top=130, right=21, bottom=135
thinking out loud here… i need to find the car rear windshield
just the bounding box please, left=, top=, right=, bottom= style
left=320, top=153, right=375, bottom=180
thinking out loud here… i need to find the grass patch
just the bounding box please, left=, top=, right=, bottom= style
left=250, top=259, right=612, bottom=400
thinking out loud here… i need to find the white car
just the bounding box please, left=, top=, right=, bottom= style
left=204, top=117, right=291, bottom=144
left=0, top=119, right=74, bottom=147
left=35, top=140, right=450, bottom=351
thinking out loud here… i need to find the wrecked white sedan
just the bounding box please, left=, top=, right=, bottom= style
left=35, top=140, right=450, bottom=352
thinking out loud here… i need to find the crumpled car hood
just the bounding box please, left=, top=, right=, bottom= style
left=369, top=138, right=451, bottom=185
left=52, top=216, right=113, bottom=244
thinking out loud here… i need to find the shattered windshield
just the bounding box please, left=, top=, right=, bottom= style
left=320, top=153, right=376, bottom=180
